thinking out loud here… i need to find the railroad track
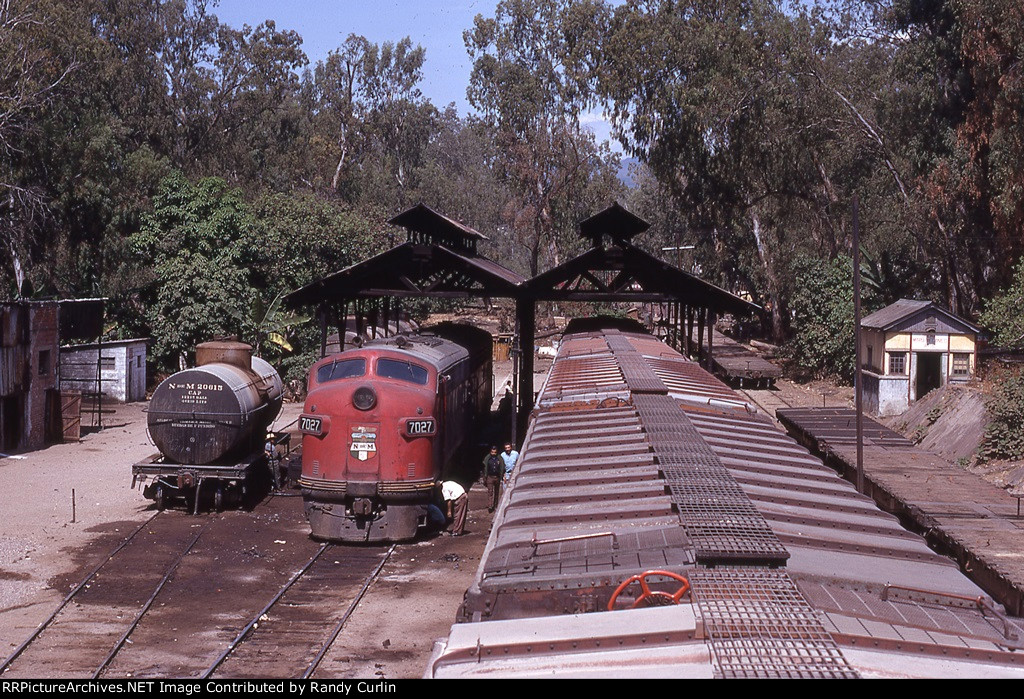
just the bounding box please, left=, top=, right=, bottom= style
left=203, top=544, right=395, bottom=679
left=1, top=495, right=397, bottom=679
left=736, top=387, right=794, bottom=422
left=0, top=510, right=213, bottom=679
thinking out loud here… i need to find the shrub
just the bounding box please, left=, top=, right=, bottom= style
left=980, top=367, right=1024, bottom=461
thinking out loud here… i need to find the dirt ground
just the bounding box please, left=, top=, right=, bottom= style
left=0, top=349, right=560, bottom=679
left=0, top=402, right=157, bottom=647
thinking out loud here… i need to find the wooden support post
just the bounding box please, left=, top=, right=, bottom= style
left=706, top=310, right=715, bottom=371
left=673, top=302, right=680, bottom=351
left=685, top=306, right=693, bottom=357
left=675, top=302, right=682, bottom=352
left=663, top=302, right=671, bottom=350
left=697, top=307, right=705, bottom=365
left=318, top=305, right=327, bottom=358
left=383, top=297, right=391, bottom=337
left=696, top=307, right=704, bottom=364
left=516, top=298, right=535, bottom=440
left=340, top=301, right=348, bottom=352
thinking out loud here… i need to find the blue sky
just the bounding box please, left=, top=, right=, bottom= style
left=212, top=0, right=619, bottom=146
left=213, top=0, right=498, bottom=113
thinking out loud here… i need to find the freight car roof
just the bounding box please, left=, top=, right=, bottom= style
left=430, top=326, right=1024, bottom=679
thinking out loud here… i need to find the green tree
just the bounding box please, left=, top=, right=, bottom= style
left=596, top=0, right=864, bottom=339
left=980, top=257, right=1024, bottom=349
left=0, top=0, right=85, bottom=295
left=306, top=34, right=436, bottom=208
left=787, top=254, right=855, bottom=380
left=466, top=0, right=623, bottom=276
left=980, top=366, right=1024, bottom=462
left=131, top=173, right=259, bottom=370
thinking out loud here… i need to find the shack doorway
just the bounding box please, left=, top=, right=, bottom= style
left=916, top=352, right=942, bottom=399
left=1, top=395, right=23, bottom=451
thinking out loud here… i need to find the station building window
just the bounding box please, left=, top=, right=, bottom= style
left=889, top=352, right=907, bottom=375
left=952, top=353, right=970, bottom=376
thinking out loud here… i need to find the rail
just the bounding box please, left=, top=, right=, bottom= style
left=202, top=543, right=332, bottom=678
left=93, top=524, right=208, bottom=678
left=0, top=512, right=163, bottom=674
left=303, top=544, right=396, bottom=678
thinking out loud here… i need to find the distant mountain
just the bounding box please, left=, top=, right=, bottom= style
left=617, top=157, right=640, bottom=188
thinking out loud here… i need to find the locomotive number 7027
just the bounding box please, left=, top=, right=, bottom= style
left=405, top=419, right=436, bottom=436
left=299, top=415, right=323, bottom=435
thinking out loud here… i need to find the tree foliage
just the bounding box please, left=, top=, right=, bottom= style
left=980, top=366, right=1024, bottom=462
left=786, top=255, right=855, bottom=380
left=1, top=0, right=1023, bottom=386
left=980, top=257, right=1024, bottom=349
left=466, top=0, right=624, bottom=275
left=131, top=173, right=260, bottom=368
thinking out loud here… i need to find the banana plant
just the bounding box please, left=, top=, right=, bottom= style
left=252, top=292, right=310, bottom=356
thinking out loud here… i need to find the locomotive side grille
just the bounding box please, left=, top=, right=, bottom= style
left=408, top=462, right=416, bottom=478
left=378, top=480, right=435, bottom=494
left=298, top=476, right=345, bottom=493
left=312, top=459, right=320, bottom=476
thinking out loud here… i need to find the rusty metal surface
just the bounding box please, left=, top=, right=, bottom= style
left=476, top=403, right=685, bottom=594
left=634, top=393, right=789, bottom=566
left=777, top=407, right=916, bottom=449
left=701, top=330, right=782, bottom=382
left=690, top=569, right=859, bottom=679
left=436, top=324, right=1024, bottom=678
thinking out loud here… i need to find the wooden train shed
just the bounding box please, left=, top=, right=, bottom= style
left=285, top=203, right=762, bottom=437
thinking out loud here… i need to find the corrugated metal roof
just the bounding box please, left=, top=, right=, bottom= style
left=432, top=324, right=1024, bottom=679
left=861, top=298, right=980, bottom=333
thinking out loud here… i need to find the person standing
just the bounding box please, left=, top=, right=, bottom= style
left=482, top=446, right=503, bottom=512
left=501, top=442, right=519, bottom=483
left=440, top=479, right=468, bottom=536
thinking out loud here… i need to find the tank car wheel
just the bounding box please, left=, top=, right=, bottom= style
left=214, top=486, right=224, bottom=512
left=607, top=570, right=690, bottom=611
left=154, top=485, right=166, bottom=511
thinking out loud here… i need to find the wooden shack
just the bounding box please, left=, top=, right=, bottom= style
left=860, top=299, right=979, bottom=416
left=59, top=338, right=148, bottom=403
left=0, top=301, right=60, bottom=451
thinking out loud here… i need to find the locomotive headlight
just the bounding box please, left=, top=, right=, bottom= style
left=352, top=386, right=377, bottom=411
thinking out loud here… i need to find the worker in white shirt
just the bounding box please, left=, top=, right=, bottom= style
left=440, top=480, right=468, bottom=536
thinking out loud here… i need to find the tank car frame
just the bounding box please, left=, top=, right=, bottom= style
left=132, top=452, right=266, bottom=513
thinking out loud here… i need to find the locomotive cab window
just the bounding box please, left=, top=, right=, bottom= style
left=376, top=358, right=429, bottom=385
left=316, top=358, right=366, bottom=384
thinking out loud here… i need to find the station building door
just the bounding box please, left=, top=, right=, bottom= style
left=915, top=352, right=942, bottom=399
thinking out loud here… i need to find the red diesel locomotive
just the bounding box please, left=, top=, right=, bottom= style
left=297, top=323, right=492, bottom=542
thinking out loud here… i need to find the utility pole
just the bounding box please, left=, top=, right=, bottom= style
left=853, top=196, right=865, bottom=495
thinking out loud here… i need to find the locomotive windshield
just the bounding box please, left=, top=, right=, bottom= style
left=316, top=358, right=366, bottom=384
left=376, top=358, right=429, bottom=385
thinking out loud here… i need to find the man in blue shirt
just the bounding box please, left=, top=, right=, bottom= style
left=501, top=442, right=519, bottom=483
